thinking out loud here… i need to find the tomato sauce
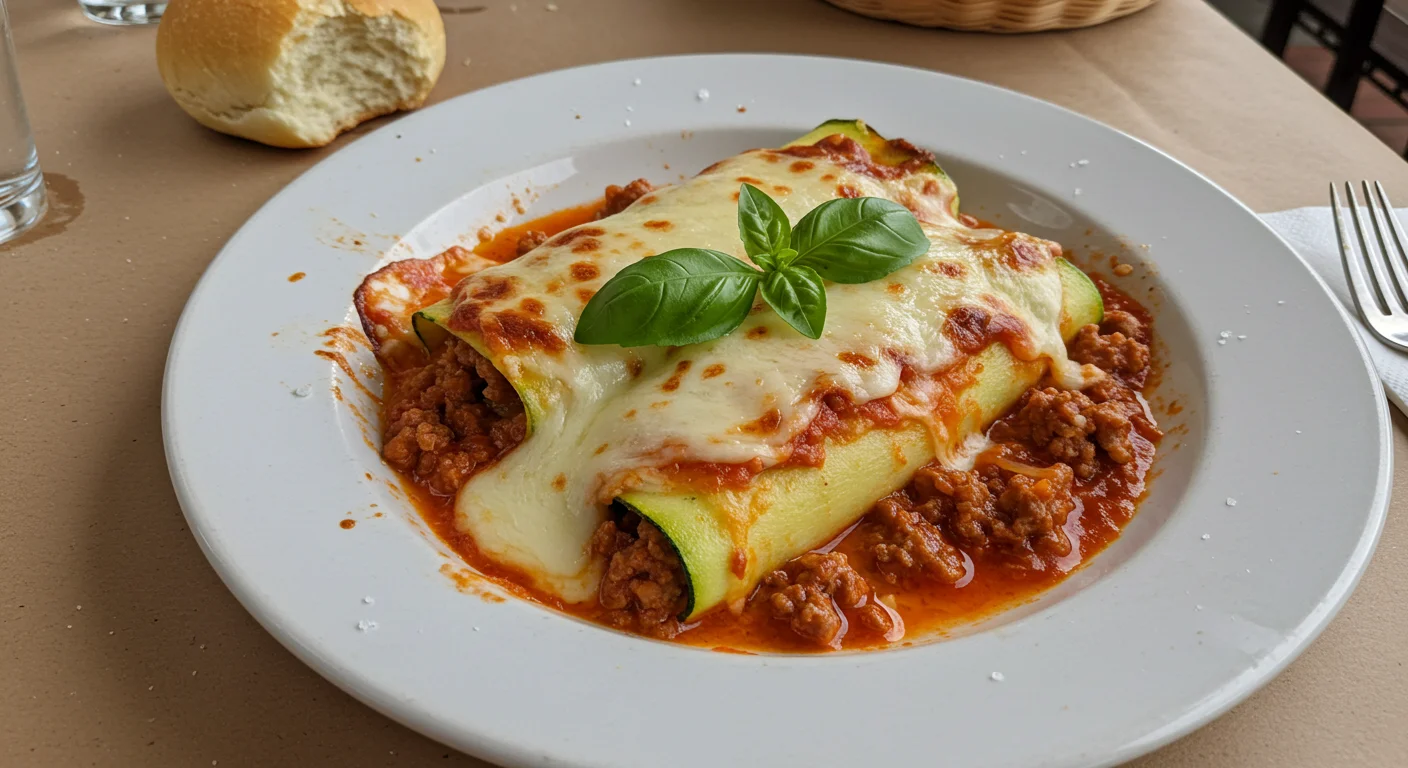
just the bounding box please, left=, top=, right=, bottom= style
left=380, top=204, right=1160, bottom=653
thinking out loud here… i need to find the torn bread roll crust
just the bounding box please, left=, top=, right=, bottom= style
left=156, top=0, right=446, bottom=149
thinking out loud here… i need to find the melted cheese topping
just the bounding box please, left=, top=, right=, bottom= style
left=446, top=149, right=1081, bottom=601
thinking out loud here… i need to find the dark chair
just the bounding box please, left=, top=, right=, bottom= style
left=1263, top=0, right=1408, bottom=154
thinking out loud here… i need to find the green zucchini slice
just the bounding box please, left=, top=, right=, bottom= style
left=411, top=298, right=549, bottom=433
left=784, top=118, right=960, bottom=218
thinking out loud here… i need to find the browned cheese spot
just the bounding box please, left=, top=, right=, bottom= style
left=739, top=408, right=783, bottom=434
left=570, top=261, right=600, bottom=281
left=471, top=275, right=518, bottom=301
left=519, top=297, right=546, bottom=316
left=772, top=185, right=791, bottom=196
left=643, top=220, right=673, bottom=231
left=576, top=288, right=596, bottom=304
left=491, top=311, right=567, bottom=354
left=552, top=474, right=567, bottom=492
left=821, top=173, right=837, bottom=182
left=838, top=351, right=876, bottom=368
left=746, top=326, right=768, bottom=340
left=922, top=179, right=940, bottom=196
left=449, top=301, right=484, bottom=331
left=1003, top=234, right=1048, bottom=271
left=624, top=409, right=638, bottom=419
left=661, top=360, right=693, bottom=392
left=702, top=363, right=726, bottom=379
left=627, top=358, right=645, bottom=378
left=571, top=238, right=602, bottom=254
left=789, top=161, right=815, bottom=173
left=545, top=279, right=564, bottom=295
left=887, top=282, right=905, bottom=296
left=837, top=183, right=862, bottom=199
left=548, top=226, right=606, bottom=248
left=594, top=443, right=610, bottom=455
left=736, top=176, right=764, bottom=185
left=943, top=305, right=1030, bottom=355
left=931, top=261, right=966, bottom=279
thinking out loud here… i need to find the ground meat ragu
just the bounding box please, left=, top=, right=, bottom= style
left=756, top=552, right=893, bottom=648
left=515, top=230, right=548, bottom=256
left=1070, top=310, right=1151, bottom=383
left=590, top=514, right=688, bottom=638
left=860, top=497, right=967, bottom=585
left=382, top=339, right=527, bottom=495
left=991, top=388, right=1135, bottom=479
left=598, top=179, right=655, bottom=218
left=870, top=462, right=1077, bottom=564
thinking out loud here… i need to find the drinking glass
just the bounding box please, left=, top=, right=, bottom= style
left=0, top=0, right=44, bottom=245
left=77, top=0, right=165, bottom=25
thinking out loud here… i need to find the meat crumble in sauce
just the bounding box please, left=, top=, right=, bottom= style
left=598, top=179, right=655, bottom=218
left=381, top=338, right=526, bottom=495
left=378, top=185, right=1161, bottom=653
left=589, top=513, right=688, bottom=638
left=515, top=230, right=548, bottom=257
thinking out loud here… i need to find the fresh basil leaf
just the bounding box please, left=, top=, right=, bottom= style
left=573, top=248, right=760, bottom=347
left=759, top=265, right=827, bottom=340
left=750, top=249, right=779, bottom=272
left=774, top=247, right=798, bottom=268
left=737, top=183, right=791, bottom=260
left=790, top=197, right=929, bottom=284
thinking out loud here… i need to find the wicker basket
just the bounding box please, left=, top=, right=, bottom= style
left=824, top=0, right=1157, bottom=32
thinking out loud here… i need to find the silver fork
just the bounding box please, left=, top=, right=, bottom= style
left=1333, top=181, right=1408, bottom=352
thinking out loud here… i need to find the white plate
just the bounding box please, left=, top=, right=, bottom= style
left=163, top=55, right=1391, bottom=767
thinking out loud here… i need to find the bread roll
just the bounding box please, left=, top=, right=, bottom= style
left=156, top=0, right=446, bottom=149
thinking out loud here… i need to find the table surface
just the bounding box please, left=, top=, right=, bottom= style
left=4, top=0, right=1407, bottom=765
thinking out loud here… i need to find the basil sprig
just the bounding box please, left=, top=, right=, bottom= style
left=573, top=183, right=928, bottom=347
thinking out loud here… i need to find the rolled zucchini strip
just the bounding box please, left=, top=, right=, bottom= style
left=413, top=300, right=551, bottom=431
left=785, top=118, right=960, bottom=219
left=621, top=260, right=1102, bottom=619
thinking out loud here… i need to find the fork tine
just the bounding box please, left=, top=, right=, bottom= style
left=1346, top=182, right=1403, bottom=313
left=1334, top=183, right=1388, bottom=319
left=1362, top=181, right=1408, bottom=312
left=1372, top=181, right=1408, bottom=280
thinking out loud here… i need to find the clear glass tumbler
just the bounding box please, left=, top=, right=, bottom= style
left=0, top=0, right=44, bottom=245
left=77, top=0, right=165, bottom=25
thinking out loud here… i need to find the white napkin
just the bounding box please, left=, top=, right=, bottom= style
left=1261, top=207, right=1408, bottom=415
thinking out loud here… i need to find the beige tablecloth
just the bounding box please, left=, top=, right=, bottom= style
left=3, top=0, right=1406, bottom=764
